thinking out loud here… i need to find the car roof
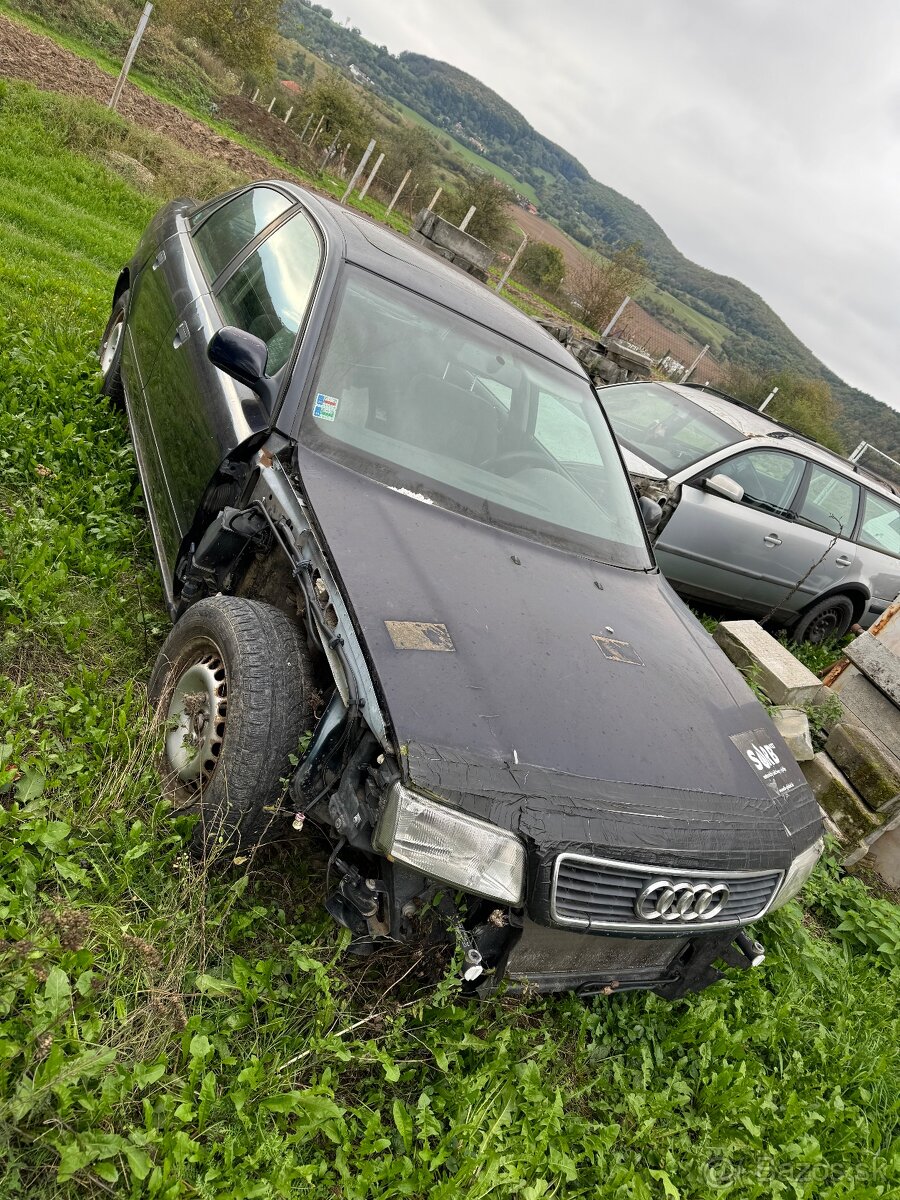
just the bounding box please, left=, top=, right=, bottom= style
left=278, top=182, right=583, bottom=376
left=644, top=380, right=900, bottom=501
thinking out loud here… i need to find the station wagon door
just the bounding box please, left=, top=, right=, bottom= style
left=655, top=448, right=808, bottom=613
left=140, top=189, right=323, bottom=573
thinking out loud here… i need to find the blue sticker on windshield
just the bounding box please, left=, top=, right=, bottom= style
left=313, top=392, right=339, bottom=422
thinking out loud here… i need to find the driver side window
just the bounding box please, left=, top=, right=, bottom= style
left=712, top=450, right=805, bottom=517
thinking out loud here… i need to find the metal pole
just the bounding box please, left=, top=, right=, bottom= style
left=495, top=234, right=528, bottom=293
left=341, top=139, right=376, bottom=204
left=601, top=294, right=631, bottom=339
left=299, top=114, right=313, bottom=141
left=849, top=441, right=868, bottom=462
left=758, top=385, right=779, bottom=413
left=426, top=186, right=443, bottom=212
left=357, top=152, right=384, bottom=201
left=459, top=205, right=477, bottom=232
left=680, top=344, right=709, bottom=383
left=108, top=2, right=153, bottom=111
left=385, top=169, right=411, bottom=216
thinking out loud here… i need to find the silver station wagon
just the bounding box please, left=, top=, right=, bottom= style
left=602, top=382, right=900, bottom=643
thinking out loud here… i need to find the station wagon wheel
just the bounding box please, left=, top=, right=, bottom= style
left=791, top=594, right=854, bottom=645
left=99, top=289, right=128, bottom=409
left=149, top=595, right=314, bottom=861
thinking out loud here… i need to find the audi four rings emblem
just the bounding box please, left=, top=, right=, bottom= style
left=635, top=878, right=731, bottom=922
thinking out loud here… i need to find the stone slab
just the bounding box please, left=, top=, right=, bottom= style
left=825, top=722, right=900, bottom=813
left=801, top=753, right=881, bottom=844
left=771, top=707, right=814, bottom=762
left=829, top=671, right=900, bottom=762
left=867, top=823, right=900, bottom=888
left=713, top=620, right=826, bottom=707
left=844, top=631, right=900, bottom=708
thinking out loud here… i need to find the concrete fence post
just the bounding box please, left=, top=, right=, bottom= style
left=357, top=152, right=384, bottom=201
left=341, top=139, right=376, bottom=204
left=267, top=97, right=276, bottom=114
left=601, top=295, right=631, bottom=338
left=284, top=105, right=294, bottom=124
left=308, top=115, right=325, bottom=145
left=426, top=186, right=443, bottom=212
left=251, top=87, right=259, bottom=103
left=458, top=205, right=477, bottom=232
left=299, top=113, right=313, bottom=141
left=108, top=2, right=153, bottom=112
left=495, top=234, right=527, bottom=293
left=385, top=169, right=411, bottom=216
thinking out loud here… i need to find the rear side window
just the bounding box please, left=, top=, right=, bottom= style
left=714, top=450, right=804, bottom=517
left=216, top=211, right=321, bottom=375
left=192, top=187, right=292, bottom=281
left=858, top=492, right=900, bottom=557
left=798, top=465, right=859, bottom=536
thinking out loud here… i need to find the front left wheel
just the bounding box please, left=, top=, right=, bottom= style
left=99, top=289, right=128, bottom=408
left=149, top=595, right=314, bottom=860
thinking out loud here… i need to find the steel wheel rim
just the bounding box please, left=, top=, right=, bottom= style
left=165, top=654, right=228, bottom=787
left=100, top=314, right=123, bottom=375
left=808, top=608, right=841, bottom=644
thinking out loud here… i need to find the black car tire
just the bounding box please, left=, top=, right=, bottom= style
left=99, top=289, right=128, bottom=409
left=791, top=594, right=854, bottom=645
left=149, top=595, right=314, bottom=860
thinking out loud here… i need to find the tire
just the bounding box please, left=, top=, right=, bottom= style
left=790, top=594, right=855, bottom=646
left=99, top=289, right=128, bottom=409
left=149, top=595, right=314, bottom=860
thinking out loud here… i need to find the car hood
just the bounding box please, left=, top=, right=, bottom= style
left=297, top=449, right=821, bottom=869
left=620, top=446, right=667, bottom=480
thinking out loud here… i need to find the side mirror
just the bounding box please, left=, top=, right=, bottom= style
left=208, top=327, right=276, bottom=411
left=638, top=495, right=663, bottom=532
left=704, top=473, right=744, bottom=504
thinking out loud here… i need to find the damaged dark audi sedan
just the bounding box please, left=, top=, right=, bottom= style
left=99, top=180, right=823, bottom=997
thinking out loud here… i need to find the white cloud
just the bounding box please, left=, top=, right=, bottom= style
left=331, top=0, right=900, bottom=412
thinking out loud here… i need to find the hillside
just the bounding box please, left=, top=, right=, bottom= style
left=284, top=2, right=900, bottom=462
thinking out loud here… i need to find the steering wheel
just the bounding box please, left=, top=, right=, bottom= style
left=483, top=449, right=559, bottom=477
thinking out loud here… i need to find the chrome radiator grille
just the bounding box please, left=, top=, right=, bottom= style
left=551, top=853, right=783, bottom=933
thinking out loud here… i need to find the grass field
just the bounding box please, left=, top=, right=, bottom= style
left=1, top=79, right=900, bottom=1198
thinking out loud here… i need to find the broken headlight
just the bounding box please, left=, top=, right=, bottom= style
left=373, top=783, right=526, bottom=905
left=769, top=837, right=824, bottom=911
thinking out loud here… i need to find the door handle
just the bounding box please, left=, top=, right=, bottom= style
left=152, top=249, right=167, bottom=271
left=172, top=321, right=190, bottom=349
left=835, top=554, right=853, bottom=567
left=763, top=533, right=782, bottom=547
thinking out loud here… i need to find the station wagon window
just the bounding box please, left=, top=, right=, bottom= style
left=713, top=450, right=804, bottom=517
left=192, top=187, right=292, bottom=281
left=797, top=465, right=859, bottom=536
left=858, top=492, right=900, bottom=557
left=601, top=383, right=740, bottom=474
left=216, top=211, right=321, bottom=375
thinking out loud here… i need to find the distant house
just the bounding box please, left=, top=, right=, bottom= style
left=281, top=80, right=302, bottom=94
left=348, top=64, right=374, bottom=87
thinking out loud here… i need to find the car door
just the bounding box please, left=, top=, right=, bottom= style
left=142, top=193, right=323, bottom=572
left=789, top=463, right=861, bottom=615
left=852, top=489, right=900, bottom=615
left=654, top=448, right=808, bottom=612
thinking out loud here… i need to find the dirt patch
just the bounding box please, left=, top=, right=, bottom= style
left=217, top=95, right=318, bottom=176
left=508, top=205, right=593, bottom=278
left=0, top=12, right=293, bottom=183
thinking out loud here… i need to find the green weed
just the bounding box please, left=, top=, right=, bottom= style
left=0, top=79, right=898, bottom=1197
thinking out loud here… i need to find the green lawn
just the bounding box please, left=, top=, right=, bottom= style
left=1, top=80, right=899, bottom=1198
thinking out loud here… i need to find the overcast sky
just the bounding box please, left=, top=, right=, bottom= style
left=330, top=0, right=900, bottom=413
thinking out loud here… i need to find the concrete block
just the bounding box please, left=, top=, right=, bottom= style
left=844, top=631, right=900, bottom=708
left=771, top=707, right=814, bottom=762
left=829, top=671, right=900, bottom=762
left=801, top=753, right=881, bottom=844
left=714, top=620, right=826, bottom=706
left=825, top=722, right=900, bottom=813
left=867, top=821, right=900, bottom=888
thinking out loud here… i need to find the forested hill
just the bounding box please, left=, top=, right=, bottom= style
left=284, top=2, right=900, bottom=460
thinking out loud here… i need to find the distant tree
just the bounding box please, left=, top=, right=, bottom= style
left=443, top=172, right=512, bottom=249
left=723, top=364, right=845, bottom=453
left=299, top=71, right=370, bottom=154
left=518, top=241, right=565, bottom=292
left=569, top=242, right=647, bottom=334
left=162, top=0, right=279, bottom=72
left=383, top=123, right=437, bottom=193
